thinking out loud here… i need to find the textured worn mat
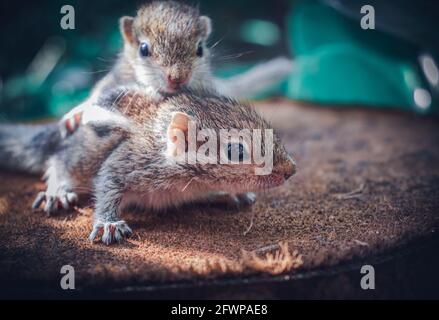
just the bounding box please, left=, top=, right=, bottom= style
left=1, top=101, right=439, bottom=292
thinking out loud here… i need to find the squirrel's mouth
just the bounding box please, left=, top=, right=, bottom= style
left=256, top=174, right=287, bottom=190
left=163, top=75, right=191, bottom=93
left=162, top=83, right=185, bottom=93
left=228, top=174, right=287, bottom=193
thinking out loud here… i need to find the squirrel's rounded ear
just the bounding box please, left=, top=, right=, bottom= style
left=120, top=16, right=136, bottom=45
left=199, top=16, right=212, bottom=39
left=167, top=112, right=193, bottom=158
left=168, top=112, right=192, bottom=136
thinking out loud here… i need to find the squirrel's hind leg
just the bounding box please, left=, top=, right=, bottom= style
left=206, top=191, right=257, bottom=209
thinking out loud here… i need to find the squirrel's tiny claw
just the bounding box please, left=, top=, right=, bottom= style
left=61, top=111, right=83, bottom=138
left=73, top=112, right=82, bottom=127
left=59, top=194, right=71, bottom=210
left=88, top=221, right=104, bottom=242
left=44, top=196, right=56, bottom=215
left=89, top=220, right=132, bottom=245
left=65, top=118, right=74, bottom=134
left=32, top=191, right=46, bottom=210
left=31, top=189, right=78, bottom=215
left=102, top=224, right=112, bottom=245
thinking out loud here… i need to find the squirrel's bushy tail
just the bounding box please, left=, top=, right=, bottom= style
left=0, top=123, right=60, bottom=174
left=215, top=56, right=293, bottom=99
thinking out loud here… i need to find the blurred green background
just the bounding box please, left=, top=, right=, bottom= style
left=1, top=0, right=438, bottom=121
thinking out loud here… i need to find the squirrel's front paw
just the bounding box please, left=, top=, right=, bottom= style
left=59, top=111, right=83, bottom=138
left=32, top=189, right=78, bottom=215
left=89, top=220, right=133, bottom=245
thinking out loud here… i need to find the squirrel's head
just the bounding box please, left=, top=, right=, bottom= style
left=156, top=92, right=297, bottom=194
left=120, top=1, right=212, bottom=95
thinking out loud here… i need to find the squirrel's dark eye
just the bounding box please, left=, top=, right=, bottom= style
left=227, top=143, right=245, bottom=162
left=139, top=42, right=149, bottom=57
left=196, top=42, right=203, bottom=57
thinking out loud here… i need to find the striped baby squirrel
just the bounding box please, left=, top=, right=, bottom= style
left=0, top=89, right=296, bottom=244
left=61, top=0, right=292, bottom=133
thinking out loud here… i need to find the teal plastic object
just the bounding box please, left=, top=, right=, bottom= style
left=285, top=0, right=437, bottom=113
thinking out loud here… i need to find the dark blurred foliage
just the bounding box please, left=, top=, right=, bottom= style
left=0, top=0, right=291, bottom=77
left=324, top=0, right=439, bottom=53
left=0, top=0, right=290, bottom=120
left=1, top=0, right=438, bottom=119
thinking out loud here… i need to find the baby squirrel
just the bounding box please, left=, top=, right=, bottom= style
left=0, top=90, right=296, bottom=244
left=61, top=0, right=292, bottom=133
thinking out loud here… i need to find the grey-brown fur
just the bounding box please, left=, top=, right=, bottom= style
left=2, top=89, right=296, bottom=244
left=60, top=0, right=292, bottom=137
left=88, top=0, right=214, bottom=102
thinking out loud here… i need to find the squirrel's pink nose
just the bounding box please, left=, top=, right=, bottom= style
left=278, top=155, right=296, bottom=181
left=167, top=74, right=188, bottom=88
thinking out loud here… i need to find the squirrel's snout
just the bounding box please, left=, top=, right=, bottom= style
left=167, top=74, right=189, bottom=88
left=277, top=155, right=296, bottom=181
left=283, top=157, right=296, bottom=180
